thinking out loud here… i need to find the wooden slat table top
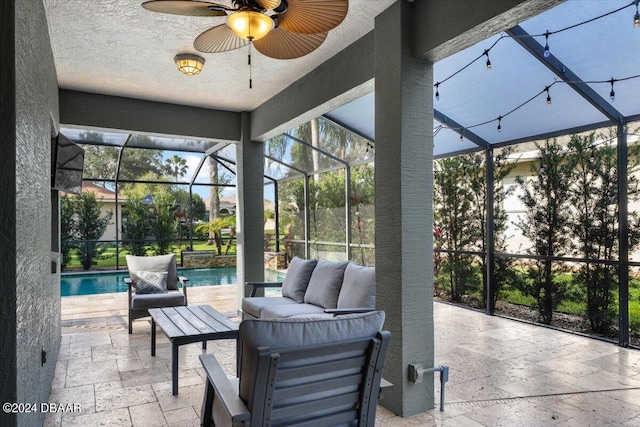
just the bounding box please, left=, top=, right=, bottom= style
left=149, top=305, right=239, bottom=340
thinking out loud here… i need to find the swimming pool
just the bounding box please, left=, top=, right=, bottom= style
left=61, top=267, right=282, bottom=297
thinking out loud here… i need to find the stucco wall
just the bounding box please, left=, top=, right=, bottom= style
left=0, top=0, right=61, bottom=426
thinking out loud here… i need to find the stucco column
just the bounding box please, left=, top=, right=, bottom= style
left=236, top=111, right=265, bottom=309
left=374, top=1, right=434, bottom=417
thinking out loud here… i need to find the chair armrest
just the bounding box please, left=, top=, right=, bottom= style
left=178, top=276, right=189, bottom=304
left=200, top=354, right=250, bottom=425
left=324, top=308, right=375, bottom=316
left=245, top=281, right=283, bottom=297
left=125, top=278, right=133, bottom=288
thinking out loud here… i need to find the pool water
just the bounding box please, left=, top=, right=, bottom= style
left=61, top=267, right=282, bottom=297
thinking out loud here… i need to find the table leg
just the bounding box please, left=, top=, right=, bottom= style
left=172, top=343, right=179, bottom=395
left=202, top=340, right=207, bottom=353
left=151, top=318, right=156, bottom=357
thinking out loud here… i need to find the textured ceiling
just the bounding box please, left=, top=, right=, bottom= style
left=43, top=0, right=395, bottom=112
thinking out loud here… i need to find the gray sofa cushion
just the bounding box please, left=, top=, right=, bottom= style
left=241, top=296, right=299, bottom=319
left=130, top=290, right=186, bottom=310
left=260, top=303, right=326, bottom=319
left=126, top=254, right=179, bottom=290
left=303, top=259, right=350, bottom=309
left=239, top=311, right=385, bottom=402
left=337, top=263, right=376, bottom=309
left=281, top=257, right=317, bottom=303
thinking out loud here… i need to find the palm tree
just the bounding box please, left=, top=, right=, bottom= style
left=165, top=155, right=188, bottom=181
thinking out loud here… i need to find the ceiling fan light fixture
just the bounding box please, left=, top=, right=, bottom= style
left=174, top=53, right=205, bottom=76
left=227, top=10, right=274, bottom=41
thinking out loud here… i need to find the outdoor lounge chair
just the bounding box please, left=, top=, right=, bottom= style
left=199, top=310, right=390, bottom=427
left=125, top=254, right=188, bottom=334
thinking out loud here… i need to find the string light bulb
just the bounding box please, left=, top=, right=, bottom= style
left=545, top=86, right=551, bottom=105
left=543, top=31, right=551, bottom=58
left=435, top=82, right=440, bottom=100
left=609, top=78, right=616, bottom=102
left=459, top=129, right=464, bottom=143
left=484, top=49, right=491, bottom=70
left=634, top=1, right=640, bottom=28
left=497, top=116, right=502, bottom=132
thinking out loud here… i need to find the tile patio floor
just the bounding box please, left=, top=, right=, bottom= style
left=46, top=285, right=640, bottom=426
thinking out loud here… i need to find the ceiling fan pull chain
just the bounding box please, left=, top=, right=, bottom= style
left=248, top=43, right=253, bottom=89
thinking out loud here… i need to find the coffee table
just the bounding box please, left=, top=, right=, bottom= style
left=148, top=305, right=239, bottom=395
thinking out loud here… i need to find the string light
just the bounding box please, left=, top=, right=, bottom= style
left=543, top=31, right=551, bottom=58
left=484, top=49, right=491, bottom=70
left=459, top=129, right=464, bottom=143
left=609, top=78, right=616, bottom=102
left=434, top=2, right=635, bottom=93
left=435, top=82, right=440, bottom=100
left=497, top=116, right=502, bottom=132
left=545, top=86, right=551, bottom=105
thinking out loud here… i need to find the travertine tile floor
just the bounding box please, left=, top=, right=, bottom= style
left=46, top=285, right=640, bottom=426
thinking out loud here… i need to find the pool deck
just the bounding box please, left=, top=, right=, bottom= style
left=51, top=285, right=640, bottom=426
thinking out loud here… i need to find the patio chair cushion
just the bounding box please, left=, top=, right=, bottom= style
left=130, top=290, right=186, bottom=310
left=281, top=257, right=318, bottom=303
left=126, top=254, right=179, bottom=290
left=134, top=271, right=168, bottom=294
left=337, top=263, right=376, bottom=309
left=303, top=259, right=350, bottom=309
left=241, top=296, right=300, bottom=319
left=238, top=310, right=385, bottom=401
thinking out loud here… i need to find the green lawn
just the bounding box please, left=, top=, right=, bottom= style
left=63, top=238, right=237, bottom=271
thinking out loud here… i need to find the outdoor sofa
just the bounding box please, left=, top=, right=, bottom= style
left=242, top=256, right=376, bottom=319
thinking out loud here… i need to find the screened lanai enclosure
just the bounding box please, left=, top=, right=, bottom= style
left=58, top=114, right=375, bottom=271
left=60, top=0, right=640, bottom=347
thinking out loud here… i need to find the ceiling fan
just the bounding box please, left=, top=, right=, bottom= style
left=141, top=0, right=349, bottom=60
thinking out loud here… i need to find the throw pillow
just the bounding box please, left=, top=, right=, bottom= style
left=337, top=263, right=375, bottom=309
left=281, top=257, right=318, bottom=303
left=134, top=271, right=168, bottom=294
left=303, top=259, right=350, bottom=309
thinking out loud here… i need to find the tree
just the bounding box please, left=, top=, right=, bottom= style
left=433, top=155, right=479, bottom=302
left=516, top=140, right=573, bottom=324
left=208, top=156, right=221, bottom=245
left=165, top=155, right=188, bottom=181
left=121, top=193, right=152, bottom=256
left=69, top=192, right=113, bottom=269
left=60, top=195, right=77, bottom=268
left=148, top=192, right=178, bottom=255
left=83, top=133, right=164, bottom=184
left=567, top=131, right=640, bottom=333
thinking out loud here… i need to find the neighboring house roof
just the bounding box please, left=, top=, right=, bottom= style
left=61, top=182, right=125, bottom=201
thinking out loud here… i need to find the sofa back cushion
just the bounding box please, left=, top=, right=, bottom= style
left=281, top=257, right=318, bottom=303
left=303, top=259, right=350, bottom=309
left=126, top=254, right=179, bottom=290
left=239, top=311, right=385, bottom=402
left=337, top=263, right=376, bottom=309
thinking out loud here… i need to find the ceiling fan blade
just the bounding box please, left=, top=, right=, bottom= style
left=277, top=0, right=348, bottom=34
left=253, top=28, right=327, bottom=59
left=194, top=24, right=250, bottom=53
left=255, top=0, right=282, bottom=10
left=142, top=1, right=229, bottom=17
